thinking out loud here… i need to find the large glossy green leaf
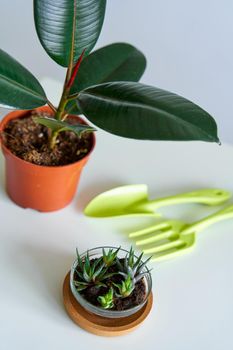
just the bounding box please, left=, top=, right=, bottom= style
left=77, top=82, right=219, bottom=142
left=67, top=42, right=147, bottom=114
left=0, top=49, right=47, bottom=109
left=34, top=0, right=106, bottom=67
left=71, top=43, right=147, bottom=93
left=34, top=116, right=96, bottom=136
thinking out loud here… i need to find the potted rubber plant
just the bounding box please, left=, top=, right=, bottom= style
left=0, top=0, right=219, bottom=212
left=69, top=246, right=152, bottom=318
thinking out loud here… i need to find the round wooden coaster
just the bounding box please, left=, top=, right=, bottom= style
left=63, top=272, right=153, bottom=337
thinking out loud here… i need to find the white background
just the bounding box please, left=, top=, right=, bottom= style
left=1, top=1, right=233, bottom=349
left=0, top=0, right=233, bottom=143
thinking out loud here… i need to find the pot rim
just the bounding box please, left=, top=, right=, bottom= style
left=0, top=106, right=96, bottom=170
left=70, top=246, right=153, bottom=319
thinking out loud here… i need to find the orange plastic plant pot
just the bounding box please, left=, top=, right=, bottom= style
left=0, top=106, right=96, bottom=212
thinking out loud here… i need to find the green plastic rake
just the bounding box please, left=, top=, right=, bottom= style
left=129, top=205, right=233, bottom=261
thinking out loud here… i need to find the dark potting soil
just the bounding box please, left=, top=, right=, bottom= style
left=74, top=259, right=147, bottom=311
left=1, top=111, right=93, bottom=166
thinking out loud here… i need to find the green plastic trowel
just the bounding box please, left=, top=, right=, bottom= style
left=84, top=185, right=231, bottom=218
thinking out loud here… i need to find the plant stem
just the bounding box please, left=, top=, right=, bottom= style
left=49, top=74, right=71, bottom=148
left=50, top=70, right=71, bottom=148
left=66, top=49, right=86, bottom=89
left=61, top=113, right=69, bottom=121
left=46, top=100, right=57, bottom=113
left=54, top=48, right=86, bottom=121
left=54, top=89, right=69, bottom=121
left=54, top=53, right=73, bottom=122
left=67, top=93, right=79, bottom=101
left=50, top=130, right=59, bottom=149
left=50, top=49, right=85, bottom=148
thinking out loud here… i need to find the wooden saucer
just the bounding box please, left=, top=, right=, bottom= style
left=63, top=272, right=153, bottom=336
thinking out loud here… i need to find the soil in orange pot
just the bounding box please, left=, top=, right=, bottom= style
left=2, top=111, right=93, bottom=166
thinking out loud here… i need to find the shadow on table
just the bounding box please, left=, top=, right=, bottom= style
left=13, top=243, right=73, bottom=323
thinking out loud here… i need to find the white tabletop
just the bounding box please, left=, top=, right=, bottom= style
left=1, top=82, right=233, bottom=349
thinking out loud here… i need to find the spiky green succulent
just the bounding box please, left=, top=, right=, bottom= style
left=113, top=274, right=135, bottom=298
left=116, top=247, right=151, bottom=284
left=74, top=249, right=115, bottom=291
left=97, top=287, right=114, bottom=309
left=102, top=247, right=120, bottom=267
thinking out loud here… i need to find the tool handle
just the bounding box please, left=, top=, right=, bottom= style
left=182, top=205, right=233, bottom=235
left=143, top=189, right=231, bottom=211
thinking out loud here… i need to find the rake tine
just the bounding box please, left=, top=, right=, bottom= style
left=135, top=228, right=176, bottom=246
left=142, top=238, right=184, bottom=254
left=150, top=243, right=191, bottom=262
left=129, top=221, right=171, bottom=238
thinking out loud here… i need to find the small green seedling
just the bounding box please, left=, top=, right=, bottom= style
left=74, top=249, right=115, bottom=291
left=117, top=247, right=152, bottom=284
left=113, top=274, right=135, bottom=298
left=102, top=247, right=120, bottom=267
left=97, top=287, right=114, bottom=309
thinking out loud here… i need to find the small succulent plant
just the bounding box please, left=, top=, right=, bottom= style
left=73, top=246, right=151, bottom=311
left=116, top=247, right=151, bottom=284
left=97, top=287, right=114, bottom=309
left=102, top=247, right=120, bottom=267
left=113, top=274, right=135, bottom=298
left=74, top=249, right=115, bottom=291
